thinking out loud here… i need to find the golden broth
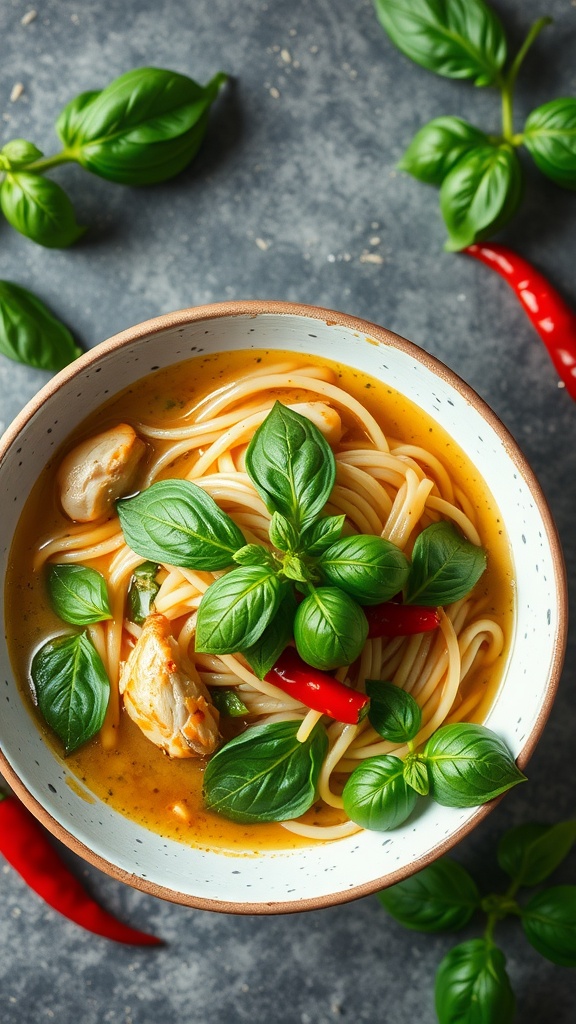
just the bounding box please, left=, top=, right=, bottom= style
left=5, top=349, right=514, bottom=851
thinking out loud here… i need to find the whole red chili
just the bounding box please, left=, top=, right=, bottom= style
left=363, top=601, right=441, bottom=639
left=464, top=243, right=576, bottom=400
left=0, top=790, right=162, bottom=945
left=265, top=647, right=370, bottom=725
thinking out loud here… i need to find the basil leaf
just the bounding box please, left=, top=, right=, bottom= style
left=342, top=754, right=418, bottom=831
left=127, top=561, right=160, bottom=625
left=293, top=586, right=368, bottom=671
left=440, top=144, right=523, bottom=251
left=0, top=172, right=85, bottom=248
left=117, top=479, right=246, bottom=570
left=203, top=719, right=327, bottom=823
left=524, top=98, right=576, bottom=190
left=47, top=564, right=112, bottom=625
left=0, top=280, right=81, bottom=371
left=435, top=939, right=515, bottom=1024
left=403, top=755, right=430, bottom=796
left=269, top=512, right=301, bottom=553
left=399, top=116, right=489, bottom=185
left=195, top=566, right=283, bottom=655
left=208, top=689, right=249, bottom=718
left=319, top=535, right=410, bottom=605
left=405, top=521, right=486, bottom=606
left=366, top=679, right=422, bottom=743
left=281, top=553, right=317, bottom=584
left=498, top=820, right=576, bottom=889
left=424, top=723, right=526, bottom=808
left=521, top=887, right=576, bottom=967
left=31, top=633, right=110, bottom=754
left=378, top=858, right=480, bottom=931
left=1, top=139, right=43, bottom=168
left=242, top=588, right=297, bottom=679
left=245, top=402, right=336, bottom=532
left=232, top=544, right=276, bottom=568
left=56, top=68, right=227, bottom=186
left=373, top=0, right=507, bottom=87
left=299, top=514, right=346, bottom=556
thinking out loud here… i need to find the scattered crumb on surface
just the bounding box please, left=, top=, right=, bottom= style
left=269, top=86, right=280, bottom=99
left=360, top=252, right=384, bottom=265
left=21, top=9, right=37, bottom=25
left=369, top=236, right=381, bottom=246
left=10, top=83, right=24, bottom=102
left=280, top=48, right=291, bottom=63
left=255, top=237, right=270, bottom=251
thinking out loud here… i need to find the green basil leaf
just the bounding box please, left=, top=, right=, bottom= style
left=424, top=723, right=526, bottom=808
left=405, top=521, right=486, bottom=606
left=0, top=280, right=81, bottom=371
left=399, top=116, right=489, bottom=184
left=440, top=144, right=523, bottom=251
left=435, top=939, right=515, bottom=1024
left=320, top=535, right=410, bottom=605
left=0, top=139, right=43, bottom=168
left=498, top=820, right=576, bottom=889
left=31, top=632, right=110, bottom=754
left=521, top=887, right=576, bottom=967
left=0, top=172, right=85, bottom=248
left=281, top=553, right=317, bottom=584
left=269, top=512, right=301, bottom=553
left=378, top=857, right=480, bottom=931
left=293, top=586, right=368, bottom=671
left=127, top=561, right=160, bottom=625
left=299, top=514, right=346, bottom=556
left=524, top=98, right=576, bottom=190
left=195, top=566, right=282, bottom=655
left=245, top=402, right=336, bottom=532
left=208, top=689, right=249, bottom=718
left=373, top=0, right=507, bottom=86
left=56, top=68, right=227, bottom=186
left=232, top=543, right=276, bottom=568
left=242, top=588, right=297, bottom=679
left=47, top=564, right=112, bottom=625
left=342, top=754, right=418, bottom=831
left=203, top=719, right=327, bottom=823
left=366, top=679, right=422, bottom=743
left=403, top=754, right=430, bottom=796
left=117, top=479, right=246, bottom=570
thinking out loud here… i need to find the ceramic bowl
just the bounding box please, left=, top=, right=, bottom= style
left=0, top=301, right=567, bottom=913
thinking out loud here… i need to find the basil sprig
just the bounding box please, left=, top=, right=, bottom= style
left=117, top=405, right=487, bottom=675
left=378, top=818, right=576, bottom=1022
left=374, top=2, right=575, bottom=247
left=0, top=67, right=226, bottom=248
left=31, top=632, right=110, bottom=754
left=203, top=719, right=327, bottom=823
left=0, top=280, right=81, bottom=371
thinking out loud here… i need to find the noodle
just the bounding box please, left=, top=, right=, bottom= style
left=16, top=352, right=512, bottom=845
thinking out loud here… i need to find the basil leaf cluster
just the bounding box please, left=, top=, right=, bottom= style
left=31, top=562, right=114, bottom=752
left=374, top=1, right=575, bottom=247
left=116, top=403, right=487, bottom=677
left=0, top=67, right=226, bottom=249
left=378, top=818, right=576, bottom=1022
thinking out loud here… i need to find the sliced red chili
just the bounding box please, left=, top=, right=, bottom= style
left=364, top=601, right=441, bottom=639
left=465, top=243, right=576, bottom=400
left=265, top=647, right=370, bottom=725
left=0, top=791, right=162, bottom=945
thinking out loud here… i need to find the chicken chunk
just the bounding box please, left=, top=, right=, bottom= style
left=57, top=423, right=146, bottom=522
left=119, top=613, right=221, bottom=758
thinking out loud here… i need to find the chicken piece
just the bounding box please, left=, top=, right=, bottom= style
left=57, top=423, right=146, bottom=522
left=288, top=402, right=342, bottom=446
left=119, top=613, right=221, bottom=758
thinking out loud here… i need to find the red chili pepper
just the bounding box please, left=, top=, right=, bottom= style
left=265, top=647, right=370, bottom=725
left=0, top=791, right=162, bottom=945
left=464, top=243, right=576, bottom=400
left=364, top=601, right=441, bottom=639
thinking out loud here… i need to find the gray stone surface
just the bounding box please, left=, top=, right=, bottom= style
left=1, top=1, right=575, bottom=1021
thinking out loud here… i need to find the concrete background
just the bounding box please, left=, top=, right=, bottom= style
left=1, top=1, right=575, bottom=1021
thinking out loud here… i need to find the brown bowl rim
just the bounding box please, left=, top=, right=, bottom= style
left=0, top=299, right=568, bottom=915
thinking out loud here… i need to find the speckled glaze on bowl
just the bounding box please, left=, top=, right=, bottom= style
left=0, top=302, right=567, bottom=914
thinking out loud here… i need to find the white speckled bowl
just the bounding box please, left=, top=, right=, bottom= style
left=0, top=302, right=567, bottom=913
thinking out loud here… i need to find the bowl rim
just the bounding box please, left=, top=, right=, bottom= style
left=0, top=299, right=568, bottom=914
